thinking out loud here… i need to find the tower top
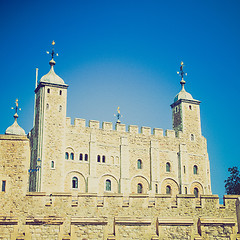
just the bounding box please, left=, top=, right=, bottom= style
left=174, top=62, right=193, bottom=103
left=5, top=99, right=25, bottom=135
left=39, top=41, right=66, bottom=85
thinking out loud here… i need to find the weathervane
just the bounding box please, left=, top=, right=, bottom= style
left=114, top=107, right=122, bottom=124
left=177, top=61, right=187, bottom=85
left=46, top=40, right=59, bottom=60
left=11, top=98, right=21, bottom=116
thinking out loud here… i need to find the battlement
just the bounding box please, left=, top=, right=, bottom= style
left=66, top=117, right=181, bottom=139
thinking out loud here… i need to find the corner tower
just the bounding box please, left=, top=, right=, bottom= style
left=29, top=42, right=68, bottom=192
left=171, top=62, right=201, bottom=139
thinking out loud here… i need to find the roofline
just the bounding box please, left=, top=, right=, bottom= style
left=35, top=81, right=69, bottom=93
left=170, top=99, right=201, bottom=108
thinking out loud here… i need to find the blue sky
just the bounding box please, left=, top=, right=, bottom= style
left=1, top=0, right=239, bottom=198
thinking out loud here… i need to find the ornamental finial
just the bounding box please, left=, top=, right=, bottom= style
left=11, top=98, right=21, bottom=120
left=46, top=41, right=59, bottom=66
left=114, top=106, right=123, bottom=124
left=177, top=61, right=187, bottom=88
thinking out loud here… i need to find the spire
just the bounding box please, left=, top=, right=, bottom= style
left=177, top=61, right=187, bottom=90
left=5, top=99, right=25, bottom=135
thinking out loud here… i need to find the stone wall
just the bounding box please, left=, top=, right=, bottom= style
left=0, top=192, right=240, bottom=239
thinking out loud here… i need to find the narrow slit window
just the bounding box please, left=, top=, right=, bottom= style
left=137, top=159, right=142, bottom=169
left=72, top=177, right=78, bottom=189
left=102, top=155, right=106, bottom=163
left=47, top=88, right=50, bottom=93
left=79, top=153, right=83, bottom=161
left=59, top=90, right=62, bottom=95
left=51, top=161, right=54, bottom=169
left=85, top=154, right=88, bottom=161
left=2, top=181, right=6, bottom=192
left=194, top=188, right=199, bottom=198
left=70, top=153, right=74, bottom=160
left=166, top=185, right=171, bottom=194
left=106, top=179, right=111, bottom=191
left=137, top=183, right=143, bottom=193
left=166, top=162, right=171, bottom=172
left=97, top=155, right=101, bottom=162
left=193, top=165, right=198, bottom=175
left=65, top=152, right=69, bottom=160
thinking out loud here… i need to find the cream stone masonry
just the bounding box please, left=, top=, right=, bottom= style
left=28, top=58, right=211, bottom=198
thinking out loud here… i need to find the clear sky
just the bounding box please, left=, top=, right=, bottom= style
left=1, top=0, right=239, bottom=199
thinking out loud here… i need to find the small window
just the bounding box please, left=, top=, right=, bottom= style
left=85, top=154, right=88, bottom=161
left=189, top=105, right=192, bottom=110
left=72, top=177, right=78, bottom=189
left=70, top=153, right=74, bottom=160
left=155, top=184, right=158, bottom=194
left=59, top=90, right=62, bottom=95
left=51, top=161, right=55, bottom=169
left=97, top=155, right=101, bottom=162
left=2, top=181, right=6, bottom=192
left=106, top=179, right=111, bottom=191
left=191, top=134, right=195, bottom=141
left=65, top=152, right=69, bottom=160
left=193, top=165, right=198, bottom=175
left=185, top=187, right=187, bottom=194
left=79, top=153, right=83, bottom=161
left=137, top=159, right=142, bottom=169
left=59, top=105, right=62, bottom=112
left=102, top=155, right=106, bottom=163
left=166, top=185, right=171, bottom=194
left=47, top=88, right=50, bottom=93
left=137, top=183, right=143, bottom=193
left=175, top=106, right=178, bottom=113
left=46, top=103, right=49, bottom=109
left=183, top=166, right=186, bottom=174
left=166, top=162, right=170, bottom=172
left=194, top=187, right=199, bottom=198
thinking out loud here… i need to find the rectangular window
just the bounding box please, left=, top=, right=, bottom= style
left=2, top=180, right=6, bottom=192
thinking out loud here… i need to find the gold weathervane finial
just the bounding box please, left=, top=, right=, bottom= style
left=11, top=98, right=21, bottom=116
left=114, top=106, right=122, bottom=124
left=46, top=40, right=58, bottom=61
left=177, top=61, right=187, bottom=87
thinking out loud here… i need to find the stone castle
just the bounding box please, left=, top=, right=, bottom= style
left=0, top=47, right=240, bottom=239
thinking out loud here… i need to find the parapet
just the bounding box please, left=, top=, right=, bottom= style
left=65, top=117, right=184, bottom=140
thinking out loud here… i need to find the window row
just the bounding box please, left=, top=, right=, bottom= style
left=65, top=152, right=88, bottom=161
left=166, top=162, right=199, bottom=175
left=46, top=103, right=62, bottom=112
left=97, top=155, right=106, bottom=163
left=47, top=88, right=62, bottom=95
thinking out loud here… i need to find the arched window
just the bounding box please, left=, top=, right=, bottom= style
left=166, top=162, right=171, bottom=172
left=70, top=153, right=74, bottom=160
left=72, top=177, right=78, bottom=189
left=193, top=165, right=198, bottom=175
left=65, top=152, right=69, bottom=160
left=166, top=185, right=171, bottom=194
left=97, top=155, right=101, bottom=162
left=47, top=88, right=50, bottom=93
left=51, top=161, right=54, bottom=169
left=59, top=90, right=62, bottom=95
left=137, top=159, right=142, bottom=169
left=79, top=153, right=83, bottom=161
left=102, top=155, right=106, bottom=163
left=106, top=179, right=111, bottom=191
left=189, top=105, right=192, bottom=110
left=194, top=188, right=199, bottom=198
left=137, top=183, right=143, bottom=193
left=85, top=154, right=88, bottom=161
left=191, top=134, right=195, bottom=141
left=185, top=187, right=187, bottom=194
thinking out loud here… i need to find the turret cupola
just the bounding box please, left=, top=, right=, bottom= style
left=5, top=99, right=25, bottom=136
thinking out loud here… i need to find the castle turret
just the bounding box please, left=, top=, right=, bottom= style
left=29, top=42, right=68, bottom=192
left=170, top=62, right=201, bottom=139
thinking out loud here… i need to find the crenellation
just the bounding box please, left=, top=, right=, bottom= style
left=153, top=128, right=163, bottom=137
left=115, top=123, right=126, bottom=132
left=141, top=126, right=151, bottom=135
left=102, top=122, right=113, bottom=131
left=128, top=125, right=138, bottom=134
left=66, top=117, right=71, bottom=126
left=74, top=118, right=86, bottom=127
left=89, top=120, right=100, bottom=128
left=165, top=129, right=176, bottom=138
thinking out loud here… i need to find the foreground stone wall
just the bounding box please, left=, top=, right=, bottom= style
left=1, top=193, right=240, bottom=240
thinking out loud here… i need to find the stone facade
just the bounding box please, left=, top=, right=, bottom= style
left=1, top=59, right=239, bottom=239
